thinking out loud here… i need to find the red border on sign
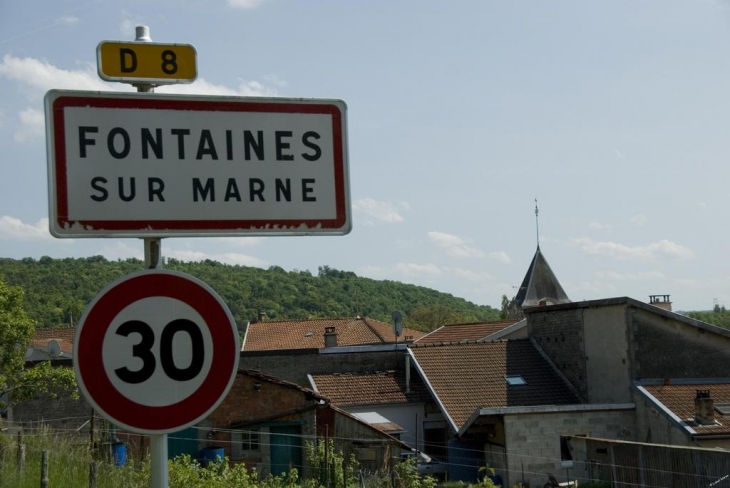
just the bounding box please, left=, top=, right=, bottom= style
left=51, top=94, right=347, bottom=234
left=75, top=272, right=237, bottom=432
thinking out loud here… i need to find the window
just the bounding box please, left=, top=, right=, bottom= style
left=232, top=429, right=260, bottom=460
left=505, top=375, right=526, bottom=386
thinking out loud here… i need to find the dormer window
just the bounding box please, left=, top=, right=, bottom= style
left=505, top=375, right=527, bottom=386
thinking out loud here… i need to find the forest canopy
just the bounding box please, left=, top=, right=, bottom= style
left=0, top=256, right=499, bottom=333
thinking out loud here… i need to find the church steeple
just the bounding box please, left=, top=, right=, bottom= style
left=508, top=202, right=570, bottom=319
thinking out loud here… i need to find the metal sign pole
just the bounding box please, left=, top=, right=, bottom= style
left=134, top=24, right=167, bottom=488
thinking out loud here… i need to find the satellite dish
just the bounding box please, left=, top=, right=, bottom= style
left=391, top=311, right=403, bottom=337
left=48, top=340, right=61, bottom=358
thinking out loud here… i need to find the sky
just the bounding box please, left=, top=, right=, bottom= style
left=1, top=0, right=729, bottom=313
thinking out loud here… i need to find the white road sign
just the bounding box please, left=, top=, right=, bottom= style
left=45, top=90, right=350, bottom=237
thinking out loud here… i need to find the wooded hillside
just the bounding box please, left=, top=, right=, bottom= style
left=0, top=256, right=499, bottom=332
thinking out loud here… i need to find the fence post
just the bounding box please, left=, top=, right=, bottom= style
left=40, top=450, right=49, bottom=488
left=17, top=431, right=26, bottom=472
left=89, top=461, right=98, bottom=488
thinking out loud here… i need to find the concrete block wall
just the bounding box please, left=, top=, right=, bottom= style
left=503, top=409, right=635, bottom=488
left=528, top=308, right=588, bottom=398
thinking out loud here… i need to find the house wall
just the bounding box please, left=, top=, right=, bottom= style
left=502, top=408, right=636, bottom=488
left=633, top=391, right=691, bottom=447
left=529, top=307, right=588, bottom=398
left=205, top=373, right=318, bottom=478
left=345, top=403, right=426, bottom=454
left=630, top=308, right=730, bottom=379
left=331, top=410, right=395, bottom=472
left=583, top=306, right=632, bottom=403
left=239, top=349, right=404, bottom=387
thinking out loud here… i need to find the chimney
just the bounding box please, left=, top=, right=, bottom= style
left=695, top=389, right=715, bottom=425
left=257, top=310, right=267, bottom=322
left=324, top=326, right=337, bottom=348
left=649, top=295, right=672, bottom=312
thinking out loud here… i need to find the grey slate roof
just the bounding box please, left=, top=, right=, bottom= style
left=514, top=246, right=570, bottom=308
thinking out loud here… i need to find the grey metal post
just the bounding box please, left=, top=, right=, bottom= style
left=135, top=24, right=168, bottom=488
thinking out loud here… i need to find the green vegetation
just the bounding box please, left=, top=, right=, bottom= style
left=0, top=256, right=499, bottom=332
left=0, top=428, right=437, bottom=488
left=0, top=277, right=76, bottom=407
left=686, top=304, right=730, bottom=330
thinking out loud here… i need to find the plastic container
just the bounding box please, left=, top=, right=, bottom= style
left=111, top=442, right=127, bottom=467
left=198, top=446, right=224, bottom=466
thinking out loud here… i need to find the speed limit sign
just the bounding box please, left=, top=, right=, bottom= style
left=73, top=269, right=239, bottom=434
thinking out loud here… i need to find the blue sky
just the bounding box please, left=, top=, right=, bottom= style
left=1, top=0, right=729, bottom=312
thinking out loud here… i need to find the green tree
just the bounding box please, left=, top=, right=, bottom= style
left=406, top=304, right=470, bottom=332
left=500, top=294, right=510, bottom=320
left=0, top=278, right=76, bottom=407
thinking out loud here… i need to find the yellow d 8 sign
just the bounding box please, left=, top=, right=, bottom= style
left=97, top=41, right=197, bottom=84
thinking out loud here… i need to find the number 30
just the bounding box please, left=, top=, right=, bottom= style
left=114, top=319, right=204, bottom=384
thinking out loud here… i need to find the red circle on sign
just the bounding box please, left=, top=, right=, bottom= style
left=74, top=270, right=239, bottom=434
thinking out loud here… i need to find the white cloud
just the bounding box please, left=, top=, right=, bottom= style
left=120, top=19, right=136, bottom=37
left=227, top=0, right=265, bottom=9
left=263, top=74, right=287, bottom=88
left=393, top=262, right=442, bottom=276
left=0, top=55, right=109, bottom=97
left=359, top=263, right=493, bottom=282
left=697, top=201, right=708, bottom=209
left=0, top=55, right=278, bottom=142
left=569, top=280, right=618, bottom=295
left=210, top=237, right=263, bottom=248
left=99, top=241, right=143, bottom=261
left=165, top=249, right=268, bottom=268
left=352, top=198, right=404, bottom=223
left=0, top=55, right=277, bottom=101
left=488, top=251, right=512, bottom=264
left=573, top=237, right=695, bottom=261
left=630, top=214, right=648, bottom=227
left=590, top=222, right=611, bottom=230
left=595, top=270, right=666, bottom=281
left=428, top=231, right=484, bottom=258
left=57, top=15, right=79, bottom=25
left=13, top=108, right=44, bottom=143
left=0, top=216, right=52, bottom=241
left=158, top=78, right=277, bottom=97
left=451, top=267, right=495, bottom=282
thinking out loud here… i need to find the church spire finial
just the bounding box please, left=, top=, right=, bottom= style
left=534, top=198, right=540, bottom=249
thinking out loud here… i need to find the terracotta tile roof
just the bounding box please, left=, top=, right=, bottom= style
left=410, top=339, right=580, bottom=431
left=642, top=383, right=730, bottom=436
left=32, top=327, right=75, bottom=344
left=416, top=319, right=520, bottom=344
left=242, top=317, right=425, bottom=351
left=310, top=369, right=432, bottom=406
